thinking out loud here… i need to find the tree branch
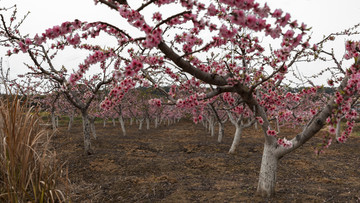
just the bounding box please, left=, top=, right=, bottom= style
left=158, top=41, right=228, bottom=86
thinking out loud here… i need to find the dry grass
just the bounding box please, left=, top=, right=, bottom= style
left=0, top=96, right=68, bottom=202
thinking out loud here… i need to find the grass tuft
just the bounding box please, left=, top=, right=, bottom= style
left=0, top=96, right=68, bottom=202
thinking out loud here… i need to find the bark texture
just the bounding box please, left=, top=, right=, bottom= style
left=119, top=116, right=126, bottom=136
left=81, top=111, right=92, bottom=155
left=257, top=143, right=278, bottom=197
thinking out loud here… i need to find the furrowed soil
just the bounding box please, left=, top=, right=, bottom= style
left=52, top=119, right=360, bottom=202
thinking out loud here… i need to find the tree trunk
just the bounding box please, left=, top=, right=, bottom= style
left=218, top=122, right=224, bottom=143
left=146, top=118, right=150, bottom=130
left=90, top=117, right=97, bottom=140
left=229, top=124, right=242, bottom=154
left=103, top=119, right=106, bottom=127
left=56, top=116, right=59, bottom=127
left=51, top=111, right=56, bottom=130
left=139, top=119, right=143, bottom=130
left=202, top=119, right=207, bottom=129
left=130, top=117, right=133, bottom=125
left=210, top=120, right=215, bottom=137
left=257, top=143, right=278, bottom=197
left=68, top=114, right=74, bottom=131
left=155, top=117, right=158, bottom=128
left=81, top=111, right=92, bottom=155
left=112, top=118, right=116, bottom=126
left=119, top=116, right=126, bottom=136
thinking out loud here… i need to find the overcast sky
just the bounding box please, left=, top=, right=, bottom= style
left=1, top=0, right=360, bottom=85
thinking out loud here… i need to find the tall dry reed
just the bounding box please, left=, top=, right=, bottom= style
left=0, top=96, right=67, bottom=202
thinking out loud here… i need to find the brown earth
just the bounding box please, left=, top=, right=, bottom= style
left=52, top=119, right=360, bottom=202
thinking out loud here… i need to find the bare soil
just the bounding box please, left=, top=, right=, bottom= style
left=52, top=119, right=360, bottom=202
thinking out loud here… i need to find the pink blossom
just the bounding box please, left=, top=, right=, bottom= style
left=67, top=33, right=81, bottom=46
left=329, top=126, right=336, bottom=134
left=125, top=69, right=135, bottom=77
left=219, top=25, right=236, bottom=39
left=266, top=127, right=277, bottom=137
left=18, top=41, right=28, bottom=53
left=152, top=12, right=162, bottom=21
left=207, top=4, right=218, bottom=16
left=272, top=9, right=283, bottom=18
left=25, top=38, right=32, bottom=45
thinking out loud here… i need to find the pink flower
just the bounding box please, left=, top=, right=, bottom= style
left=18, top=41, right=28, bottom=53
left=25, top=38, right=32, bottom=45
left=256, top=117, right=264, bottom=125
left=284, top=30, right=294, bottom=39
left=272, top=9, right=283, bottom=18
left=219, top=25, right=236, bottom=38
left=152, top=12, right=162, bottom=21
left=277, top=138, right=292, bottom=148
left=329, top=126, right=336, bottom=134
left=312, top=44, right=318, bottom=51
left=207, top=4, right=218, bottom=16
left=67, top=33, right=81, bottom=45
left=125, top=69, right=135, bottom=77
left=266, top=127, right=277, bottom=137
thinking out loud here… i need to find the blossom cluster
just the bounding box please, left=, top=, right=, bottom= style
left=344, top=40, right=360, bottom=60
left=118, top=5, right=162, bottom=48
left=149, top=98, right=162, bottom=107
left=277, top=138, right=293, bottom=148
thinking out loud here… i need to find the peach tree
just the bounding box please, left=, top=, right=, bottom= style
left=1, top=0, right=360, bottom=197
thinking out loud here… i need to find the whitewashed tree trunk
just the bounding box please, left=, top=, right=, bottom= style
left=202, top=119, right=207, bottom=129
left=146, top=117, right=150, bottom=130
left=276, top=117, right=280, bottom=133
left=209, top=117, right=215, bottom=137
left=119, top=116, right=126, bottom=136
left=130, top=117, right=133, bottom=125
left=217, top=122, right=224, bottom=143
left=167, top=118, right=170, bottom=126
left=257, top=143, right=278, bottom=197
left=81, top=111, right=92, bottom=155
left=51, top=111, right=56, bottom=130
left=90, top=117, right=97, bottom=140
left=229, top=123, right=242, bottom=154
left=155, top=117, right=158, bottom=128
left=68, top=114, right=74, bottom=131
left=210, top=122, right=214, bottom=137
left=139, top=119, right=143, bottom=130
left=112, top=118, right=116, bottom=126
left=227, top=111, right=255, bottom=154
left=103, top=119, right=106, bottom=127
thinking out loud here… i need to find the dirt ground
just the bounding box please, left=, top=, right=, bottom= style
left=52, top=119, right=360, bottom=202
